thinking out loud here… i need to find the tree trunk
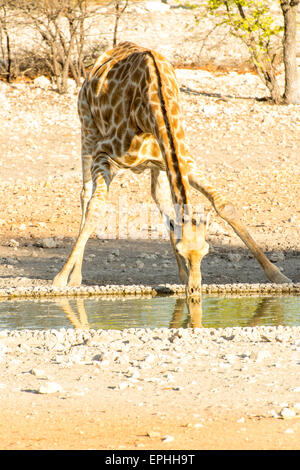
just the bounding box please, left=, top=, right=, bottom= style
left=4, top=25, right=12, bottom=82
left=281, top=0, right=300, bottom=104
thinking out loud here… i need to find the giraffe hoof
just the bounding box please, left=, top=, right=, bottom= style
left=53, top=274, right=68, bottom=288
left=274, top=274, right=292, bottom=284
left=268, top=271, right=292, bottom=284
left=68, top=276, right=82, bottom=287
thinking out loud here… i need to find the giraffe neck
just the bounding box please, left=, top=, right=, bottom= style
left=145, top=50, right=190, bottom=215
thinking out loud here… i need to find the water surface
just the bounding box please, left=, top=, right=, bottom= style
left=0, top=295, right=299, bottom=330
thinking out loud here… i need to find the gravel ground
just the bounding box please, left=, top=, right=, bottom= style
left=1, top=325, right=300, bottom=450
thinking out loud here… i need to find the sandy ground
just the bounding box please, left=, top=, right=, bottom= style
left=1, top=326, right=300, bottom=451
left=0, top=0, right=300, bottom=451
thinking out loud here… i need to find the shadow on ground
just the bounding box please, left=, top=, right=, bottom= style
left=0, top=238, right=298, bottom=287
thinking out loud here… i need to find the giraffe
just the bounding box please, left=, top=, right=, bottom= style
left=53, top=42, right=291, bottom=295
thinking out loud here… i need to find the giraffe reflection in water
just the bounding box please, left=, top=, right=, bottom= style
left=55, top=295, right=203, bottom=329
left=55, top=298, right=90, bottom=330
left=248, top=297, right=285, bottom=327
left=54, top=295, right=287, bottom=330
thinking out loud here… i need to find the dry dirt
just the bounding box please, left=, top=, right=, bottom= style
left=0, top=1, right=299, bottom=452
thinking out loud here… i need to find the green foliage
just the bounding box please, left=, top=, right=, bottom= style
left=204, top=1, right=284, bottom=102
left=206, top=0, right=283, bottom=53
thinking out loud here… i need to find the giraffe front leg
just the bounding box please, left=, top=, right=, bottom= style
left=214, top=201, right=291, bottom=284
left=53, top=163, right=110, bottom=288
left=80, top=178, right=93, bottom=232
left=52, top=196, right=99, bottom=288
left=189, top=168, right=292, bottom=284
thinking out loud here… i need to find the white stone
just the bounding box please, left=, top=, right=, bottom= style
left=40, top=238, right=60, bottom=249
left=284, top=428, right=294, bottom=434
left=30, top=368, right=47, bottom=378
left=136, top=260, right=144, bottom=269
left=280, top=407, right=296, bottom=418
left=208, top=221, right=227, bottom=235
left=201, top=104, right=219, bottom=116
left=118, top=382, right=129, bottom=390
left=34, top=76, right=51, bottom=89
left=227, top=253, right=242, bottom=263
left=250, top=350, right=271, bottom=362
left=147, top=430, right=161, bottom=438
left=38, top=381, right=63, bottom=394
left=161, top=435, right=174, bottom=443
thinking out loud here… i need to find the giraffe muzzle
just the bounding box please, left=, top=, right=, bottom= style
left=186, top=271, right=202, bottom=298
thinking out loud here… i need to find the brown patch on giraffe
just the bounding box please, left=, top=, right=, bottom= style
left=100, top=91, right=110, bottom=109
left=175, top=125, right=185, bottom=141
left=179, top=141, right=187, bottom=157
left=113, top=101, right=123, bottom=123
left=116, top=121, right=127, bottom=140
left=110, top=88, right=120, bottom=108
left=170, top=101, right=180, bottom=116
left=122, top=131, right=134, bottom=152
left=100, top=142, right=113, bottom=156
left=123, top=84, right=135, bottom=108
left=124, top=154, right=139, bottom=165
left=132, top=67, right=142, bottom=84
left=127, top=135, right=143, bottom=154
left=149, top=141, right=161, bottom=159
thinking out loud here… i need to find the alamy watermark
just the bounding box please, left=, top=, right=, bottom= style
left=95, top=196, right=206, bottom=241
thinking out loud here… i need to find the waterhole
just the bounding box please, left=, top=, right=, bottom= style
left=0, top=295, right=299, bottom=330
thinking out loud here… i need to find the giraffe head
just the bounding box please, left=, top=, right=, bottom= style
left=175, top=213, right=209, bottom=297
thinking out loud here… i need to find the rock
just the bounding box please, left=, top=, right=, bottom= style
left=0, top=344, right=8, bottom=357
left=8, top=239, right=19, bottom=247
left=250, top=350, right=271, bottom=362
left=30, top=368, right=47, bottom=378
left=227, top=253, right=242, bottom=263
left=40, top=238, right=60, bottom=249
left=143, top=353, right=156, bottom=363
left=201, top=104, right=219, bottom=116
left=38, top=381, right=63, bottom=394
left=34, top=76, right=51, bottom=90
left=208, top=221, right=227, bottom=236
left=5, top=257, right=18, bottom=265
left=147, top=430, right=161, bottom=438
left=118, top=382, right=130, bottom=390
left=269, top=252, right=285, bottom=262
left=279, top=407, right=296, bottom=419
left=66, top=78, right=77, bottom=94
left=161, top=435, right=174, bottom=443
